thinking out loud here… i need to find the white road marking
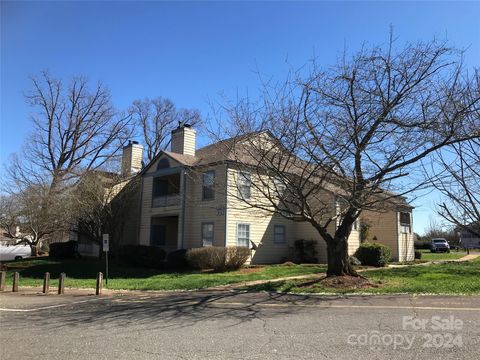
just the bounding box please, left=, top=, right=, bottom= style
left=2, top=296, right=480, bottom=313
left=210, top=301, right=480, bottom=312
left=0, top=297, right=105, bottom=312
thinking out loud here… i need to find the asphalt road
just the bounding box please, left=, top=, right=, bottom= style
left=1, top=290, right=479, bottom=359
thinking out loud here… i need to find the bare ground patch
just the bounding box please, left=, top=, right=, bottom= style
left=298, top=275, right=380, bottom=290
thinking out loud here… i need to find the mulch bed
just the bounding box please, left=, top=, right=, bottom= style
left=298, top=275, right=380, bottom=290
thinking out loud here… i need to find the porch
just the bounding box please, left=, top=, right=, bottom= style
left=150, top=215, right=179, bottom=254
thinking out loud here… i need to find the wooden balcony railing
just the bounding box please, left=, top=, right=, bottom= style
left=152, top=194, right=181, bottom=207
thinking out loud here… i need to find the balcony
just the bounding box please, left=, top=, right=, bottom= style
left=152, top=194, right=181, bottom=207
left=152, top=173, right=181, bottom=208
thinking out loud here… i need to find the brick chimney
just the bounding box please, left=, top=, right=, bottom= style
left=121, top=140, right=143, bottom=176
left=171, top=123, right=196, bottom=156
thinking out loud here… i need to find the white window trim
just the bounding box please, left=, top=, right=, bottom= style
left=237, top=171, right=251, bottom=200
left=236, top=223, right=250, bottom=247
left=201, top=222, right=214, bottom=247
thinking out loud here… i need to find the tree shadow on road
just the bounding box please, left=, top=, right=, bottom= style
left=4, top=291, right=354, bottom=332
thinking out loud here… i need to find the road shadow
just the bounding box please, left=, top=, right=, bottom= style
left=2, top=291, right=351, bottom=332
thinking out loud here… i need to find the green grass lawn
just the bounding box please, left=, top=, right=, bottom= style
left=1, top=257, right=326, bottom=291
left=242, top=258, right=480, bottom=295
left=418, top=249, right=465, bottom=261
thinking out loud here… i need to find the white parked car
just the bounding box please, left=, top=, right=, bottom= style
left=0, top=244, right=32, bottom=261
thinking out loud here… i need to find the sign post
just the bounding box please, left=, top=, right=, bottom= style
left=102, top=234, right=109, bottom=285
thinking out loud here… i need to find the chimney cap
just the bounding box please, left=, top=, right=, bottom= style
left=124, top=140, right=141, bottom=149
left=177, top=121, right=192, bottom=129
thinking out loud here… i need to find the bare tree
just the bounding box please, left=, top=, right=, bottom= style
left=0, top=187, right=69, bottom=255
left=6, top=71, right=132, bottom=192
left=2, top=72, right=133, bottom=254
left=217, top=37, right=480, bottom=276
left=429, top=139, right=480, bottom=236
left=69, top=171, right=140, bottom=257
left=131, top=97, right=201, bottom=161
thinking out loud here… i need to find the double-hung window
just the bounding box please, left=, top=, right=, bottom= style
left=202, top=171, right=215, bottom=200
left=237, top=223, right=250, bottom=247
left=237, top=171, right=251, bottom=199
left=202, top=223, right=214, bottom=247
left=273, top=225, right=286, bottom=244
left=399, top=212, right=411, bottom=233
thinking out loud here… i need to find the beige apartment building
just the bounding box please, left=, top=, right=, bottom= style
left=117, top=125, right=414, bottom=263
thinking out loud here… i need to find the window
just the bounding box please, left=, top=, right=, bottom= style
left=273, top=225, right=286, bottom=244
left=237, top=171, right=251, bottom=199
left=237, top=223, right=250, bottom=247
left=150, top=225, right=166, bottom=246
left=156, top=158, right=170, bottom=170
left=201, top=223, right=214, bottom=247
left=202, top=171, right=215, bottom=200
left=399, top=212, right=411, bottom=233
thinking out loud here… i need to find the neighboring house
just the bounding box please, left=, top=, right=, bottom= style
left=114, top=124, right=414, bottom=263
left=459, top=223, right=480, bottom=249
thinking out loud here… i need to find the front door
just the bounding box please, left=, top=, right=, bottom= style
left=150, top=225, right=166, bottom=246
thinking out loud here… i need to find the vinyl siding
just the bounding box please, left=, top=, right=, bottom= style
left=294, top=220, right=359, bottom=263
left=138, top=154, right=183, bottom=246
left=397, top=212, right=415, bottom=262
left=171, top=128, right=196, bottom=156
left=224, top=167, right=360, bottom=264
left=361, top=209, right=414, bottom=262
left=182, top=164, right=227, bottom=249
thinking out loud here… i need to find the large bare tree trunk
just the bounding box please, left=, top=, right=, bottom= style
left=326, top=239, right=357, bottom=276
left=29, top=243, right=38, bottom=257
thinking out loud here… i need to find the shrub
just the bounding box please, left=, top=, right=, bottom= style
left=225, top=246, right=250, bottom=270
left=117, top=245, right=166, bottom=269
left=167, top=249, right=189, bottom=270
left=186, top=246, right=250, bottom=271
left=40, top=242, right=50, bottom=253
left=414, top=250, right=422, bottom=260
left=354, top=242, right=392, bottom=267
left=186, top=247, right=226, bottom=271
left=294, top=239, right=318, bottom=263
left=49, top=241, right=78, bottom=258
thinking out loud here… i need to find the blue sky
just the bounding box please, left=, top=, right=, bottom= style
left=1, top=1, right=479, bottom=234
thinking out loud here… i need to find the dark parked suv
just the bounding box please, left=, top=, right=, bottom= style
left=430, top=238, right=450, bottom=253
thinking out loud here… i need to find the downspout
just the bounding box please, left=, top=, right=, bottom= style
left=136, top=176, right=144, bottom=245
left=395, top=210, right=400, bottom=262
left=224, top=163, right=229, bottom=247
left=180, top=168, right=187, bottom=249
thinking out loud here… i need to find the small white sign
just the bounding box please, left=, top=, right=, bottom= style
left=102, top=234, right=109, bottom=252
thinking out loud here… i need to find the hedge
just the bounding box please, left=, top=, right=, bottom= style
left=354, top=242, right=392, bottom=267
left=117, top=245, right=166, bottom=269
left=49, top=241, right=78, bottom=258
left=186, top=246, right=250, bottom=271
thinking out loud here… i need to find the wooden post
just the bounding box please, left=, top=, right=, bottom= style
left=96, top=272, right=103, bottom=295
left=43, top=272, right=50, bottom=294
left=12, top=272, right=19, bottom=292
left=58, top=273, right=65, bottom=295
left=0, top=271, right=6, bottom=291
